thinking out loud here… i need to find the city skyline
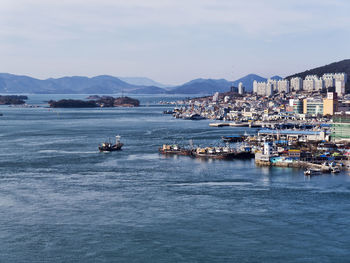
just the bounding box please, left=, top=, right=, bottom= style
left=1, top=0, right=349, bottom=85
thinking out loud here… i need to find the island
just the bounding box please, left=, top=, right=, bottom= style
left=0, top=95, right=28, bottom=105
left=48, top=99, right=98, bottom=108
left=48, top=96, right=140, bottom=108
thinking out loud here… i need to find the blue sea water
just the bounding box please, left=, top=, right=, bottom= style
left=0, top=95, right=349, bottom=262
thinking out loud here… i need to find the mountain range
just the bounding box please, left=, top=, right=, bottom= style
left=0, top=73, right=278, bottom=95
left=118, top=77, right=171, bottom=88
left=0, top=59, right=348, bottom=94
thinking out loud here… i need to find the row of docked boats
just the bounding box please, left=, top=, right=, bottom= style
left=159, top=144, right=254, bottom=160
left=304, top=162, right=341, bottom=176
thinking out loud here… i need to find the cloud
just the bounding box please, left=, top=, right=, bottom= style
left=1, top=0, right=350, bottom=42
left=0, top=0, right=349, bottom=82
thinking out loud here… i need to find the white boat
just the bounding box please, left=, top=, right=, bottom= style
left=304, top=168, right=322, bottom=176
left=330, top=166, right=340, bottom=173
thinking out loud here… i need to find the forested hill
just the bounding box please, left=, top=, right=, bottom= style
left=286, top=59, right=350, bottom=80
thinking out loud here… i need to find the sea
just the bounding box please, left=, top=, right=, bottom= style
left=0, top=94, right=349, bottom=262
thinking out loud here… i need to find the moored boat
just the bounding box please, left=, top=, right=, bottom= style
left=159, top=144, right=193, bottom=156
left=304, top=168, right=322, bottom=176
left=193, top=147, right=236, bottom=159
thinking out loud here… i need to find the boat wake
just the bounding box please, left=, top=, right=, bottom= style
left=172, top=181, right=252, bottom=187
left=127, top=153, right=160, bottom=161
left=38, top=150, right=98, bottom=154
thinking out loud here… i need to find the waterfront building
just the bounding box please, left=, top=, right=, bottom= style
left=332, top=115, right=350, bottom=142
left=303, top=98, right=324, bottom=115
left=290, top=77, right=303, bottom=91
left=258, top=129, right=329, bottom=142
left=277, top=79, right=290, bottom=93
left=323, top=92, right=338, bottom=116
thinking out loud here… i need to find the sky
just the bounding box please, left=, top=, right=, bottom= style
left=1, top=0, right=350, bottom=85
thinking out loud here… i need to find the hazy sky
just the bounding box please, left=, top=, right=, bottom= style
left=1, top=0, right=349, bottom=84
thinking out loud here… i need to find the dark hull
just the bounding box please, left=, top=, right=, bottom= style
left=234, top=151, right=255, bottom=159
left=99, top=143, right=123, bottom=152
left=193, top=152, right=237, bottom=159
left=222, top=136, right=246, bottom=143
left=194, top=151, right=254, bottom=160
left=159, top=149, right=193, bottom=156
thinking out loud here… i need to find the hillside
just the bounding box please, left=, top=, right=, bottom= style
left=119, top=77, right=170, bottom=88
left=167, top=79, right=232, bottom=94
left=0, top=74, right=167, bottom=94
left=286, top=59, right=350, bottom=80
left=232, top=74, right=267, bottom=92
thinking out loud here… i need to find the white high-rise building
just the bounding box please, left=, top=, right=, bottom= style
left=290, top=77, right=303, bottom=91
left=267, top=79, right=278, bottom=91
left=277, top=79, right=290, bottom=93
left=322, top=74, right=335, bottom=89
left=315, top=78, right=324, bottom=91
left=303, top=75, right=319, bottom=91
left=213, top=92, right=219, bottom=102
left=334, top=73, right=347, bottom=83
left=256, top=82, right=267, bottom=96
left=335, top=80, right=345, bottom=96
left=266, top=82, right=273, bottom=97
left=238, top=82, right=245, bottom=95
left=253, top=80, right=258, bottom=94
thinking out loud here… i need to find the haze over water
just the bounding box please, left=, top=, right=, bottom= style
left=0, top=95, right=349, bottom=262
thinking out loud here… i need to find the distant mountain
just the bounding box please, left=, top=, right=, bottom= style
left=119, top=77, right=170, bottom=88
left=286, top=59, right=350, bottom=80
left=168, top=78, right=232, bottom=94
left=128, top=86, right=167, bottom=94
left=0, top=72, right=290, bottom=95
left=232, top=74, right=267, bottom=92
left=270, top=75, right=283, bottom=80
left=0, top=73, right=167, bottom=94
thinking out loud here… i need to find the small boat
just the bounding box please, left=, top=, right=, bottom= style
left=99, top=135, right=123, bottom=152
left=330, top=166, right=340, bottom=173
left=304, top=168, right=322, bottom=176
left=184, top=114, right=206, bottom=120
left=193, top=147, right=237, bottom=159
left=159, top=144, right=193, bottom=156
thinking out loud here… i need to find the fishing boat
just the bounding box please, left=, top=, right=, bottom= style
left=304, top=168, right=322, bottom=176
left=193, top=146, right=236, bottom=159
left=222, top=135, right=246, bottom=143
left=98, top=135, right=123, bottom=152
left=159, top=144, right=193, bottom=156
